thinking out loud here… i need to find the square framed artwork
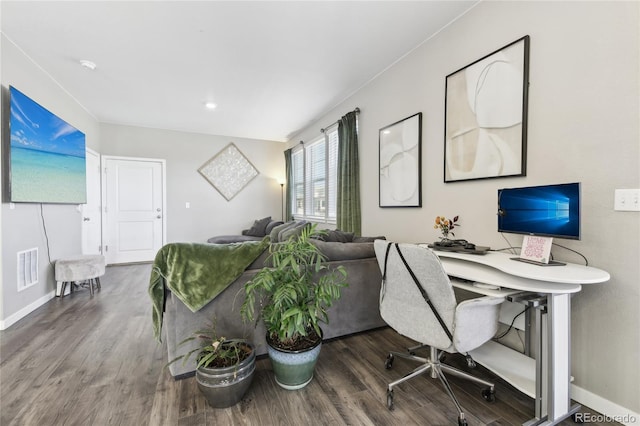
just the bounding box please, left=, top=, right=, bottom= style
left=379, top=112, right=422, bottom=207
left=198, top=143, right=259, bottom=201
left=444, top=35, right=530, bottom=182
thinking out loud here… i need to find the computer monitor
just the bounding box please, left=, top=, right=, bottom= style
left=498, top=182, right=581, bottom=240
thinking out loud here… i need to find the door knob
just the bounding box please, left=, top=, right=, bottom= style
left=83, top=217, right=91, bottom=221
left=157, top=215, right=162, bottom=219
left=157, top=208, right=161, bottom=212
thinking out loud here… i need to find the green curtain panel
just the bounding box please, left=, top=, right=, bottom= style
left=337, top=111, right=361, bottom=235
left=284, top=148, right=293, bottom=222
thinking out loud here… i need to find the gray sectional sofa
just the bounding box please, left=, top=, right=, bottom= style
left=164, top=222, right=386, bottom=378
left=206, top=216, right=283, bottom=244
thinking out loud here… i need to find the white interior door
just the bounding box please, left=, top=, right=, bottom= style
left=103, top=156, right=165, bottom=264
left=81, top=149, right=102, bottom=255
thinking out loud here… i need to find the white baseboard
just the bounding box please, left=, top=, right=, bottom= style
left=0, top=290, right=56, bottom=330
left=573, top=384, right=640, bottom=425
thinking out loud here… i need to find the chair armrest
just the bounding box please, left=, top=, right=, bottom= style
left=453, top=297, right=504, bottom=353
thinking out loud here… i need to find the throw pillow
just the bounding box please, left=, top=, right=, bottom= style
left=243, top=216, right=272, bottom=237
left=269, top=221, right=295, bottom=242
left=326, top=229, right=355, bottom=243
left=279, top=221, right=309, bottom=242
left=265, top=220, right=284, bottom=235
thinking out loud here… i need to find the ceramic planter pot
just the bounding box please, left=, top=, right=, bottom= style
left=266, top=331, right=322, bottom=390
left=195, top=341, right=256, bottom=408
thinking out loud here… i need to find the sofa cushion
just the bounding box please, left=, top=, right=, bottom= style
left=269, top=221, right=296, bottom=241
left=353, top=236, right=386, bottom=243
left=265, top=220, right=284, bottom=235
left=279, top=221, right=309, bottom=241
left=316, top=229, right=355, bottom=243
left=268, top=220, right=309, bottom=242
left=310, top=240, right=376, bottom=261
left=243, top=216, right=271, bottom=237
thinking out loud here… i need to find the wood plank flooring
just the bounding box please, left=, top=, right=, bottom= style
left=0, top=263, right=617, bottom=426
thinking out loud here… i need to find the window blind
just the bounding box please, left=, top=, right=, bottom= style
left=290, top=125, right=338, bottom=223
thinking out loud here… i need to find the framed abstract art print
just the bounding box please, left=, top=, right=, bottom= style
left=379, top=112, right=422, bottom=207
left=444, top=36, right=530, bottom=182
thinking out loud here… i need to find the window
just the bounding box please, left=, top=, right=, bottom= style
left=291, top=126, right=338, bottom=223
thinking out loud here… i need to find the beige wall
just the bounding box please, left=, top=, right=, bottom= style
left=290, top=0, right=639, bottom=416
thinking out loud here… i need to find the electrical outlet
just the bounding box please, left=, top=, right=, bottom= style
left=614, top=189, right=640, bottom=211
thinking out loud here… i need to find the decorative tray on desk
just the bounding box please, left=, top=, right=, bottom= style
left=427, top=243, right=491, bottom=255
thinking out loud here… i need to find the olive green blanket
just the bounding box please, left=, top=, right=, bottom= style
left=149, top=239, right=269, bottom=341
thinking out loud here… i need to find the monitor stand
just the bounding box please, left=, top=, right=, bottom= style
left=510, top=257, right=566, bottom=267
left=516, top=235, right=562, bottom=265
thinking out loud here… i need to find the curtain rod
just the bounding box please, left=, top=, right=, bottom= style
left=320, top=107, right=360, bottom=133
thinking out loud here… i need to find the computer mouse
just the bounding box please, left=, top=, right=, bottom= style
left=464, top=243, right=476, bottom=250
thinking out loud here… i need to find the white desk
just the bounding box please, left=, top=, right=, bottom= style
left=428, top=249, right=610, bottom=426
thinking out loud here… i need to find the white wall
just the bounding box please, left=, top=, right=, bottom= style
left=99, top=124, right=285, bottom=244
left=0, top=19, right=4, bottom=324
left=290, top=0, right=639, bottom=417
left=0, top=34, right=101, bottom=327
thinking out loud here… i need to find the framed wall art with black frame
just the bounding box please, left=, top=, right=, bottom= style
left=379, top=112, right=422, bottom=208
left=444, top=35, right=530, bottom=183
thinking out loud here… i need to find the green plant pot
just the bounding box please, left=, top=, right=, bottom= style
left=195, top=342, right=256, bottom=408
left=266, top=333, right=322, bottom=390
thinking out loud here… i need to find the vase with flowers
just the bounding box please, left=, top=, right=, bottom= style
left=434, top=215, right=460, bottom=242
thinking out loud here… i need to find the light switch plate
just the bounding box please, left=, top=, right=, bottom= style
left=614, top=189, right=640, bottom=211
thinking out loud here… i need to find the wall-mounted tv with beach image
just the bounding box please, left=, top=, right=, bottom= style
left=9, top=86, right=86, bottom=204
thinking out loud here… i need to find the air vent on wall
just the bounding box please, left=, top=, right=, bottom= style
left=17, top=248, right=38, bottom=291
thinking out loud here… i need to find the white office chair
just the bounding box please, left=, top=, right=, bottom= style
left=374, top=240, right=504, bottom=426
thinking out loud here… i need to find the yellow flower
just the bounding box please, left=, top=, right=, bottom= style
left=434, top=215, right=461, bottom=238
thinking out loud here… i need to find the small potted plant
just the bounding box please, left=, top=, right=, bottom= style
left=168, top=318, right=255, bottom=408
left=240, top=224, right=348, bottom=390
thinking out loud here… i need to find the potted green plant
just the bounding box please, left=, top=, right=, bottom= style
left=168, top=319, right=256, bottom=408
left=240, top=224, right=348, bottom=390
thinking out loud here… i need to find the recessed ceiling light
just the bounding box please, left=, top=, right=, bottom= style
left=79, top=59, right=97, bottom=70
left=204, top=102, right=217, bottom=110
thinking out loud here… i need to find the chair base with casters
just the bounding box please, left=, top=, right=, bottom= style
left=373, top=240, right=504, bottom=426
left=384, top=345, right=495, bottom=426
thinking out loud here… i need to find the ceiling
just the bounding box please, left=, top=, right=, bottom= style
left=1, top=1, right=478, bottom=142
